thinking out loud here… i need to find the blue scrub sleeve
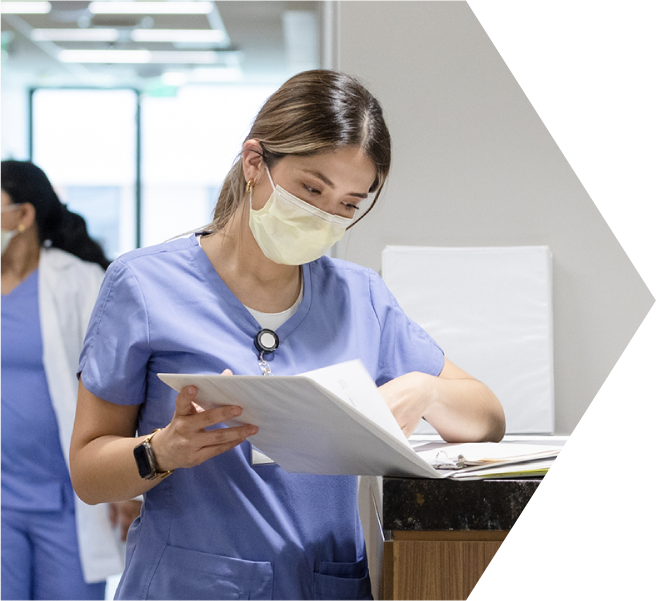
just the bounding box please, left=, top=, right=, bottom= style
left=78, top=260, right=150, bottom=406
left=368, top=271, right=445, bottom=385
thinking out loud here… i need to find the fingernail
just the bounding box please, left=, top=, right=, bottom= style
left=231, top=407, right=241, bottom=416
left=248, top=426, right=258, bottom=435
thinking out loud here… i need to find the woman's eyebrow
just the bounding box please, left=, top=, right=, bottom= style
left=301, top=169, right=369, bottom=199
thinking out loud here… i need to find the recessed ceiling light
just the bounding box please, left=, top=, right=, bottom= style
left=58, top=49, right=224, bottom=64
left=146, top=51, right=223, bottom=64
left=59, top=49, right=151, bottom=63
left=31, top=29, right=121, bottom=42
left=160, top=67, right=243, bottom=86
left=1, top=2, right=52, bottom=14
left=131, top=29, right=227, bottom=44
left=88, top=2, right=214, bottom=15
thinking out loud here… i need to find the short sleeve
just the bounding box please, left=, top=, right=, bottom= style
left=368, top=271, right=445, bottom=386
left=78, top=259, right=150, bottom=405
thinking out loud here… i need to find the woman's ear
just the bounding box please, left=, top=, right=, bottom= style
left=19, top=203, right=37, bottom=231
left=242, top=139, right=265, bottom=185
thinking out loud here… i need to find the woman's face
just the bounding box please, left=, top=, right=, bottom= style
left=1, top=190, right=18, bottom=231
left=251, top=146, right=378, bottom=219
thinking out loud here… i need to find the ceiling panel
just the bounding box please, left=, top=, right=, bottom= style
left=1, top=1, right=322, bottom=87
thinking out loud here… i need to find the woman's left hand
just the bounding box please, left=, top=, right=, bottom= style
left=378, top=372, right=434, bottom=438
left=109, top=499, right=143, bottom=542
left=379, top=360, right=506, bottom=442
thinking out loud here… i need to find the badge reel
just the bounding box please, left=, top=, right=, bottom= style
left=251, top=329, right=279, bottom=466
left=254, top=329, right=279, bottom=376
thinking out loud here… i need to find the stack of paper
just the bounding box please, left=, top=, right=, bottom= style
left=412, top=441, right=560, bottom=480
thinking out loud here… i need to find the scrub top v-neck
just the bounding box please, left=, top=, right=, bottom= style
left=192, top=233, right=312, bottom=350
left=79, top=234, right=444, bottom=600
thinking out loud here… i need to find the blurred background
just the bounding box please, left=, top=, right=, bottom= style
left=3, top=0, right=652, bottom=449
left=1, top=0, right=331, bottom=258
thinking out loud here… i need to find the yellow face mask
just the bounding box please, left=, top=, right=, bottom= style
left=248, top=166, right=354, bottom=265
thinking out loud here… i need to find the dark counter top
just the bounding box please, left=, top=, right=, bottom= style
left=382, top=477, right=542, bottom=531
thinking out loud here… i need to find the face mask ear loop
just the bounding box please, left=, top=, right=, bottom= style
left=264, top=165, right=276, bottom=193
left=250, top=166, right=275, bottom=212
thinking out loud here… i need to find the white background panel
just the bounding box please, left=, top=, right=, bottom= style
left=383, top=245, right=554, bottom=433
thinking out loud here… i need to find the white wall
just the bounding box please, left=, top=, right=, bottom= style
left=336, top=1, right=653, bottom=435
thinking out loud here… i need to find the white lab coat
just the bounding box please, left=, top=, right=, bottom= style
left=38, top=247, right=124, bottom=583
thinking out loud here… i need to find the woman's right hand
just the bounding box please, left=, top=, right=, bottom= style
left=151, top=374, right=258, bottom=472
left=71, top=373, right=259, bottom=504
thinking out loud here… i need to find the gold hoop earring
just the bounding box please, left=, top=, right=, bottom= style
left=245, top=180, right=254, bottom=193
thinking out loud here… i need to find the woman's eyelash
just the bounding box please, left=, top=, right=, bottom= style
left=301, top=184, right=359, bottom=211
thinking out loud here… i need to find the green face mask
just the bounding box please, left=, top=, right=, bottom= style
left=248, top=166, right=354, bottom=266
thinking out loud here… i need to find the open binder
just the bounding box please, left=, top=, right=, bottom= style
left=159, top=360, right=561, bottom=480
left=159, top=360, right=439, bottom=479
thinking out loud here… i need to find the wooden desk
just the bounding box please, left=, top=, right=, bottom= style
left=359, top=477, right=541, bottom=600
left=383, top=529, right=507, bottom=599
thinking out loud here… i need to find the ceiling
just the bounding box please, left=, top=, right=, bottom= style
left=1, top=1, right=323, bottom=89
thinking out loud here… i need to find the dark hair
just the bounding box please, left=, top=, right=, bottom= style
left=1, top=160, right=110, bottom=270
left=212, top=69, right=392, bottom=231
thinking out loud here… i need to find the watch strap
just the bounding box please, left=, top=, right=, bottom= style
left=134, top=429, right=174, bottom=480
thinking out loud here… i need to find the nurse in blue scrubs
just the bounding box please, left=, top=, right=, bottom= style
left=70, top=70, right=506, bottom=600
left=1, top=161, right=130, bottom=599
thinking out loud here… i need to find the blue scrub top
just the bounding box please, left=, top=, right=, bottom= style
left=79, top=234, right=444, bottom=600
left=1, top=269, right=74, bottom=512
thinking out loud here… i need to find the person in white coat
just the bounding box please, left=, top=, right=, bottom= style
left=1, top=160, right=137, bottom=600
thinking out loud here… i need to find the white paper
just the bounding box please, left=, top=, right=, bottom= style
left=251, top=446, right=275, bottom=466
left=414, top=441, right=560, bottom=465
left=413, top=441, right=560, bottom=480
left=300, top=360, right=409, bottom=447
left=450, top=458, right=554, bottom=480
left=158, top=360, right=438, bottom=479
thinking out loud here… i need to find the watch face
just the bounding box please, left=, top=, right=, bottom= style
left=134, top=443, right=154, bottom=479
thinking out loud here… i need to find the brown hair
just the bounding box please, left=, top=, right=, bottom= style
left=211, top=70, right=391, bottom=231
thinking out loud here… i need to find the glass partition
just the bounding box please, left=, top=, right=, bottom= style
left=30, top=84, right=280, bottom=255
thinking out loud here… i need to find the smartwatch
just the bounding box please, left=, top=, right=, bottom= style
left=133, top=429, right=174, bottom=480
